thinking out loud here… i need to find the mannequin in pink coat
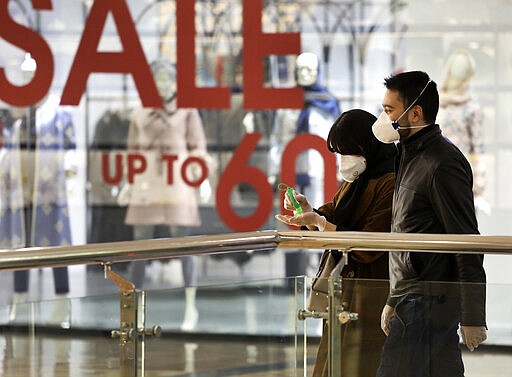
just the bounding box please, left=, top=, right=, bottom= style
left=120, top=60, right=209, bottom=331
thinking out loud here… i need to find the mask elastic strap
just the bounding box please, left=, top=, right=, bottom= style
left=397, top=124, right=431, bottom=130
left=392, top=79, right=433, bottom=129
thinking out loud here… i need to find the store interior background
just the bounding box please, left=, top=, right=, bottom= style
left=1, top=0, right=512, bottom=343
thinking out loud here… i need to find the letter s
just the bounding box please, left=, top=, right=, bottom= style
left=0, top=0, right=54, bottom=106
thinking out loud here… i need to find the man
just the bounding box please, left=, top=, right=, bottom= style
left=372, top=70, right=487, bottom=377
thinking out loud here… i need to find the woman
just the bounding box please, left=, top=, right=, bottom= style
left=275, top=109, right=396, bottom=377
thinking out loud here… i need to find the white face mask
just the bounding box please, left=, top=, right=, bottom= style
left=339, top=155, right=367, bottom=182
left=372, top=111, right=400, bottom=143
left=372, top=79, right=433, bottom=143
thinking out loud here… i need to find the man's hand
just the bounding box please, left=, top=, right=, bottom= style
left=460, top=325, right=487, bottom=352
left=381, top=304, right=395, bottom=336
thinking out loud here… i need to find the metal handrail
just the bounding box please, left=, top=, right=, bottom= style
left=0, top=230, right=511, bottom=272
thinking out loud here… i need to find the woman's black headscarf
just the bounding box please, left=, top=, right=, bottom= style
left=325, top=109, right=397, bottom=230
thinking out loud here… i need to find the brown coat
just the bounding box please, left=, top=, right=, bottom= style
left=318, top=171, right=394, bottom=278
left=312, top=172, right=394, bottom=377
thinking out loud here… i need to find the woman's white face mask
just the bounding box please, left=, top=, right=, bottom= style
left=339, top=155, right=367, bottom=182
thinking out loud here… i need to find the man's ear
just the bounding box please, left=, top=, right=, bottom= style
left=410, top=105, right=424, bottom=124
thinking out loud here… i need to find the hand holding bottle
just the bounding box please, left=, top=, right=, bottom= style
left=278, top=184, right=313, bottom=214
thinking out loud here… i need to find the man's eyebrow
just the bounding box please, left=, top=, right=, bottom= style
left=382, top=104, right=393, bottom=110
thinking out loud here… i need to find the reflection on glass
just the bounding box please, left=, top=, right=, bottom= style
left=0, top=277, right=510, bottom=376
left=327, top=280, right=501, bottom=377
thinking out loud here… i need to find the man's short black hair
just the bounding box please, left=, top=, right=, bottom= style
left=384, top=71, right=439, bottom=124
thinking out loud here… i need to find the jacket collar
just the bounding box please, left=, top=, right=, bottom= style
left=399, top=124, right=441, bottom=153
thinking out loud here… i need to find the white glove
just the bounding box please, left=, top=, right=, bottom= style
left=275, top=211, right=326, bottom=230
left=283, top=190, right=313, bottom=213
left=460, top=325, right=487, bottom=352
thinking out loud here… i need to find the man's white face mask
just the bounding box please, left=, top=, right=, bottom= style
left=371, top=111, right=400, bottom=144
left=372, top=79, right=433, bottom=143
left=339, top=155, right=367, bottom=182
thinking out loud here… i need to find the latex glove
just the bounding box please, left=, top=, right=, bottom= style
left=460, top=325, right=487, bottom=352
left=275, top=211, right=326, bottom=230
left=283, top=190, right=313, bottom=213
left=381, top=304, right=395, bottom=336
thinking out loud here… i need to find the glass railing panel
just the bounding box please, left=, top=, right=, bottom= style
left=486, top=282, right=512, bottom=346
left=84, top=252, right=285, bottom=295
left=463, top=281, right=512, bottom=377
left=324, top=278, right=512, bottom=377
left=143, top=277, right=315, bottom=376
left=0, top=292, right=129, bottom=377
left=311, top=276, right=389, bottom=377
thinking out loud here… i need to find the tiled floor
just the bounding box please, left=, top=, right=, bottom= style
left=0, top=330, right=510, bottom=377
left=0, top=332, right=318, bottom=377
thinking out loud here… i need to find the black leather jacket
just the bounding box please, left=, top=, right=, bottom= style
left=388, top=124, right=486, bottom=326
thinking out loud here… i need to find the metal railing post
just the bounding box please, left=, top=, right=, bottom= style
left=105, top=264, right=139, bottom=376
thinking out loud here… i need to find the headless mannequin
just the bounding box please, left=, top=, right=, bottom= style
left=122, top=60, right=208, bottom=331
left=88, top=109, right=133, bottom=247
left=437, top=49, right=487, bottom=213
left=1, top=95, right=74, bottom=325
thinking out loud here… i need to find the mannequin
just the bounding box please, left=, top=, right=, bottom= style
left=271, top=52, right=341, bottom=290
left=122, top=60, right=208, bottom=331
left=0, top=94, right=75, bottom=325
left=295, top=52, right=341, bottom=205
left=437, top=49, right=488, bottom=213
left=87, top=109, right=133, bottom=273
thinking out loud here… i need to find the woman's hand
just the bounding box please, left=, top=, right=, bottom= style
left=283, top=190, right=313, bottom=213
left=275, top=211, right=326, bottom=230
